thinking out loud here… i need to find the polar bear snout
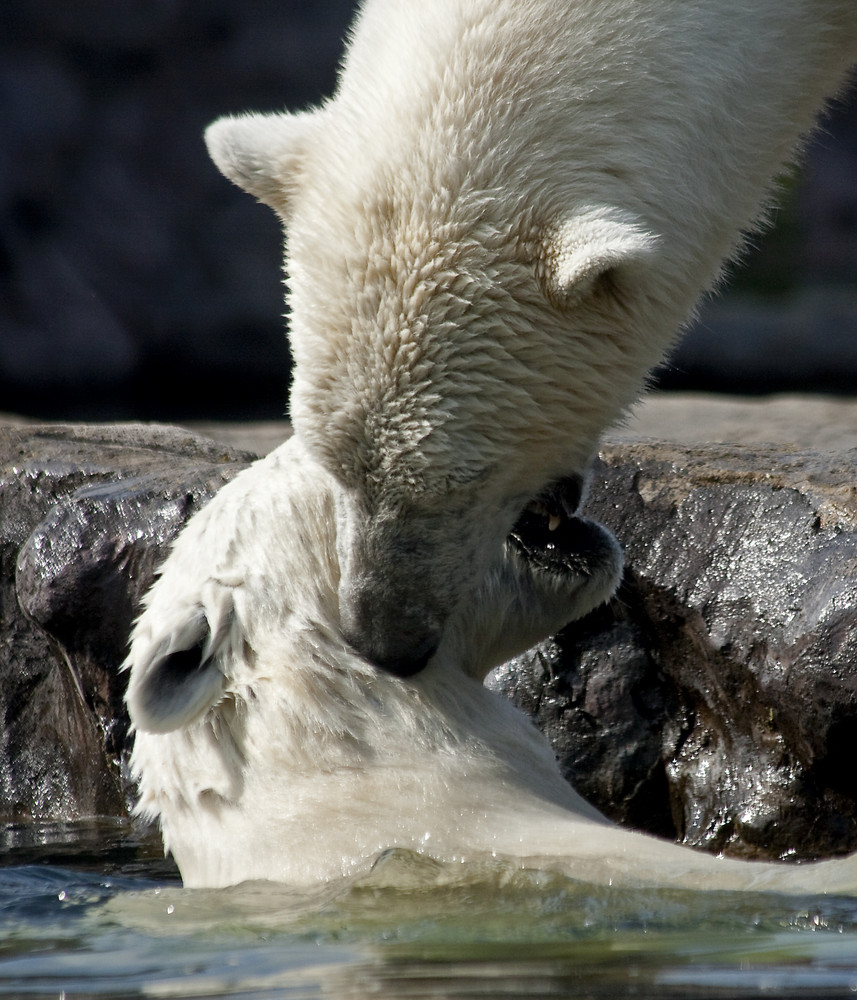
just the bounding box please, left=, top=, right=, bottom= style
left=332, top=486, right=462, bottom=676
left=337, top=549, right=447, bottom=675
left=340, top=601, right=442, bottom=677
left=332, top=468, right=622, bottom=678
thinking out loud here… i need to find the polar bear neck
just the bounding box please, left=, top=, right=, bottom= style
left=132, top=643, right=602, bottom=888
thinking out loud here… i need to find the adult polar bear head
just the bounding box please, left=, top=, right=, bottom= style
left=203, top=0, right=856, bottom=675
left=211, top=111, right=657, bottom=676
left=204, top=58, right=664, bottom=674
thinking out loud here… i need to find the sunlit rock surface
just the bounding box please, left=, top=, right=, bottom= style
left=2, top=418, right=856, bottom=861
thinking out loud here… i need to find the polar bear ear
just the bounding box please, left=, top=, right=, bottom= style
left=542, top=207, right=657, bottom=306
left=204, top=111, right=319, bottom=216
left=125, top=590, right=235, bottom=734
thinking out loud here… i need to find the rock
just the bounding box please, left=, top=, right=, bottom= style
left=490, top=442, right=857, bottom=860
left=4, top=421, right=856, bottom=862
left=615, top=391, right=857, bottom=452
left=1, top=423, right=254, bottom=821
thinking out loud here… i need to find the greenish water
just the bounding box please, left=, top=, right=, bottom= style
left=3, top=822, right=857, bottom=999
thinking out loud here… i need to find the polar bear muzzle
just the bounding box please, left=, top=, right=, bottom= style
left=339, top=574, right=444, bottom=677
left=335, top=471, right=618, bottom=679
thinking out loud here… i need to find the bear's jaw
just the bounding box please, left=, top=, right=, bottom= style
left=328, top=463, right=621, bottom=681
left=509, top=474, right=585, bottom=558
left=504, top=473, right=621, bottom=590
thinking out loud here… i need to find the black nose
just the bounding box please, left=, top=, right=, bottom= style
left=342, top=620, right=440, bottom=677
left=369, top=635, right=439, bottom=677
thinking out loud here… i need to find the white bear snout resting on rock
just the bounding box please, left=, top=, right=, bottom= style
left=203, top=0, right=857, bottom=675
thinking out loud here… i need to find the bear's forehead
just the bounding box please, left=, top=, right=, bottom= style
left=285, top=168, right=609, bottom=501
left=290, top=321, right=582, bottom=508
left=287, top=226, right=566, bottom=487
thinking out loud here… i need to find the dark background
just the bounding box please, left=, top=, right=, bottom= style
left=2, top=1, right=856, bottom=422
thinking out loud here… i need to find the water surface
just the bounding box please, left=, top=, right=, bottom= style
left=2, top=821, right=857, bottom=998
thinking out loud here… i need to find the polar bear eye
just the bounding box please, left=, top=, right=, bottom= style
left=447, top=462, right=496, bottom=487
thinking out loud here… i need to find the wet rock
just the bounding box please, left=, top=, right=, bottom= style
left=490, top=442, right=857, bottom=860
left=1, top=423, right=255, bottom=821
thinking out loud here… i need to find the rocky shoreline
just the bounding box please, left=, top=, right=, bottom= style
left=1, top=393, right=855, bottom=860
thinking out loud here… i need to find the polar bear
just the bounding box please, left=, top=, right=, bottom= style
left=127, top=434, right=623, bottom=887
left=127, top=435, right=857, bottom=892
left=126, top=0, right=857, bottom=888
left=204, top=0, right=857, bottom=676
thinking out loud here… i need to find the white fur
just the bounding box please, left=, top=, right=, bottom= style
left=204, top=0, right=857, bottom=670
left=126, top=436, right=621, bottom=886
left=127, top=437, right=857, bottom=892
left=127, top=2, right=857, bottom=888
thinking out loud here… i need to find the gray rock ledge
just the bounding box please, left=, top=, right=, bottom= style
left=2, top=423, right=254, bottom=825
